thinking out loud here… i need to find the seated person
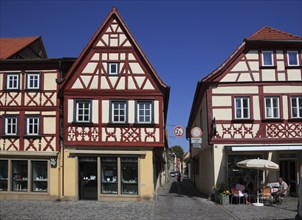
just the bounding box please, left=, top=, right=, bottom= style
left=271, top=177, right=288, bottom=202
left=234, top=179, right=250, bottom=204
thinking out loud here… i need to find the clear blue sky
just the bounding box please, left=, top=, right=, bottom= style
left=1, top=0, right=301, bottom=152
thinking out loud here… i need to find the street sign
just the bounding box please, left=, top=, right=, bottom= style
left=191, top=138, right=202, bottom=144
left=191, top=127, right=202, bottom=138
left=174, top=126, right=185, bottom=137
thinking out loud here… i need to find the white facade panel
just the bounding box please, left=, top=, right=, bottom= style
left=212, top=86, right=258, bottom=94
left=102, top=100, right=109, bottom=123
left=44, top=73, right=57, bottom=90
left=264, top=86, right=302, bottom=93
left=128, top=100, right=135, bottom=124
left=246, top=50, right=258, bottom=59
left=43, top=117, right=56, bottom=134
left=262, top=69, right=276, bottom=81
left=213, top=108, right=232, bottom=120
left=287, top=69, right=302, bottom=81
left=212, top=96, right=232, bottom=107
left=154, top=100, right=159, bottom=124
left=68, top=99, right=73, bottom=123
left=92, top=100, right=99, bottom=124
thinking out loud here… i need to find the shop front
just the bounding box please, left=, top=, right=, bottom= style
left=62, top=148, right=154, bottom=201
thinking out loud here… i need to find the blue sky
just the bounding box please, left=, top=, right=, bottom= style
left=1, top=0, right=301, bottom=152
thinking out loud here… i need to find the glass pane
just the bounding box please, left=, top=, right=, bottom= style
left=12, top=160, right=28, bottom=192
left=265, top=98, right=271, bottom=107
left=263, top=52, right=272, bottom=65
left=288, top=52, right=298, bottom=65
left=32, top=161, right=48, bottom=192
left=0, top=160, right=8, bottom=191
left=101, top=158, right=118, bottom=194
left=121, top=157, right=138, bottom=195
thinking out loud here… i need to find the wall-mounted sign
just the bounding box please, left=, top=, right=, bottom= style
left=174, top=126, right=185, bottom=137
left=191, top=127, right=202, bottom=138
left=50, top=157, right=57, bottom=168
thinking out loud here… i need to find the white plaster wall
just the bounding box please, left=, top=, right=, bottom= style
left=154, top=100, right=159, bottom=124
left=43, top=117, right=56, bottom=134
left=212, top=109, right=232, bottom=120
left=212, top=86, right=258, bottom=94
left=253, top=96, right=261, bottom=120
left=128, top=100, right=135, bottom=123
left=262, top=69, right=276, bottom=81
left=230, top=61, right=248, bottom=72
left=102, top=100, right=109, bottom=123
left=212, top=96, right=232, bottom=107
left=92, top=100, right=99, bottom=124
left=68, top=99, right=73, bottom=123
left=246, top=50, right=258, bottom=59
left=288, top=69, right=302, bottom=81
left=264, top=86, right=302, bottom=93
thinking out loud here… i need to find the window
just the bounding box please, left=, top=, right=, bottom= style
left=75, top=100, right=92, bottom=123
left=6, top=74, right=19, bottom=90
left=101, top=157, right=118, bottom=194
left=121, top=157, right=138, bottom=195
left=25, top=116, right=40, bottom=136
left=108, top=63, right=119, bottom=75
left=287, top=51, right=299, bottom=66
left=291, top=96, right=302, bottom=118
left=0, top=160, right=8, bottom=191
left=32, top=161, right=48, bottom=192
left=12, top=160, right=28, bottom=192
left=265, top=97, right=280, bottom=119
left=136, top=101, right=153, bottom=123
left=111, top=101, right=127, bottom=123
left=4, top=116, right=18, bottom=136
left=26, top=73, right=40, bottom=89
left=234, top=97, right=250, bottom=119
left=262, top=51, right=274, bottom=66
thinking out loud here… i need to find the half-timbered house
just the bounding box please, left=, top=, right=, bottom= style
left=187, top=27, right=302, bottom=197
left=0, top=37, right=75, bottom=199
left=60, top=8, right=169, bottom=200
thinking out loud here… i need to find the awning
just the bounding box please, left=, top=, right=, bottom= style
left=225, top=145, right=302, bottom=152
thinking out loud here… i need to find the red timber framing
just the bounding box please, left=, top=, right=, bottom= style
left=0, top=59, right=75, bottom=152
left=187, top=26, right=302, bottom=146
left=61, top=8, right=170, bottom=148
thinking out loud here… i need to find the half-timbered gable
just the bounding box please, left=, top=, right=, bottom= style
left=62, top=8, right=169, bottom=147
left=187, top=27, right=302, bottom=197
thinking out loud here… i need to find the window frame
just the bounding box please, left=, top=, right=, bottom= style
left=74, top=99, right=92, bottom=123
left=287, top=51, right=299, bottom=66
left=234, top=97, right=250, bottom=120
left=262, top=51, right=274, bottom=66
left=26, top=72, right=41, bottom=90
left=25, top=115, right=40, bottom=136
left=136, top=101, right=154, bottom=124
left=110, top=100, right=128, bottom=124
left=108, top=63, right=120, bottom=76
left=290, top=96, right=302, bottom=118
left=264, top=97, right=280, bottom=119
left=3, top=115, right=18, bottom=136
left=6, top=73, right=20, bottom=90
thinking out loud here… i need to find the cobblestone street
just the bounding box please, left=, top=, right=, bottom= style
left=0, top=176, right=298, bottom=219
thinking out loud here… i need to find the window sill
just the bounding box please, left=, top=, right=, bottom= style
left=25, top=89, right=41, bottom=92
left=3, top=89, right=20, bottom=92
left=262, top=119, right=284, bottom=123
left=285, top=65, right=302, bottom=69
left=231, top=119, right=254, bottom=123
left=260, top=66, right=277, bottom=69
left=71, top=122, right=94, bottom=126
left=24, top=135, right=42, bottom=139
left=287, top=118, right=302, bottom=122
left=133, top=123, right=155, bottom=127
left=107, top=123, right=129, bottom=127
left=0, top=135, right=19, bottom=139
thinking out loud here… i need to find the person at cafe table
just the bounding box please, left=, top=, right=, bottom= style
left=271, top=177, right=288, bottom=202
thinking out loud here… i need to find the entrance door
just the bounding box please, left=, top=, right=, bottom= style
left=79, top=157, right=97, bottom=200
left=280, top=160, right=296, bottom=196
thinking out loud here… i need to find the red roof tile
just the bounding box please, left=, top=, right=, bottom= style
left=0, top=36, right=40, bottom=59
left=245, top=26, right=302, bottom=41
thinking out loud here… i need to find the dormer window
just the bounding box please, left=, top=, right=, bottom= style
left=287, top=51, right=299, bottom=66
left=262, top=51, right=274, bottom=66
left=108, top=63, right=119, bottom=75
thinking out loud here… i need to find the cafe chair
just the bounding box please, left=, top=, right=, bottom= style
left=231, top=188, right=245, bottom=204
left=260, top=187, right=272, bottom=204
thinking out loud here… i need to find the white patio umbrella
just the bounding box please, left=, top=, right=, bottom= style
left=237, top=158, right=279, bottom=207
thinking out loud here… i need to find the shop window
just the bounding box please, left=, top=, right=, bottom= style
left=0, top=160, right=8, bottom=191
left=121, top=157, right=138, bottom=195
left=101, top=158, right=118, bottom=194
left=32, top=161, right=48, bottom=192
left=12, top=160, right=28, bottom=192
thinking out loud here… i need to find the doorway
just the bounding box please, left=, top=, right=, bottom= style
left=279, top=160, right=296, bottom=196
left=79, top=157, right=97, bottom=200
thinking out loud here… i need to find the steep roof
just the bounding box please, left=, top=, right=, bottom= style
left=245, top=26, right=302, bottom=41
left=0, top=36, right=47, bottom=59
